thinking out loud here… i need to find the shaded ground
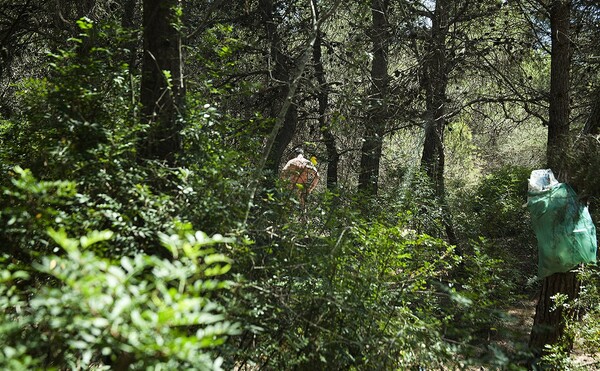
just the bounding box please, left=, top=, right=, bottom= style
left=492, top=298, right=599, bottom=370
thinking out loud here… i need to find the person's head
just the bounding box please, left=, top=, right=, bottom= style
left=293, top=147, right=304, bottom=157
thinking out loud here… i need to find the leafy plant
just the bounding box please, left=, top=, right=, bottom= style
left=229, top=192, right=471, bottom=369
left=452, top=165, right=537, bottom=292
left=540, top=265, right=600, bottom=370
left=0, top=228, right=240, bottom=370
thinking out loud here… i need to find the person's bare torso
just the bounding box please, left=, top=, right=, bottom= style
left=282, top=155, right=318, bottom=191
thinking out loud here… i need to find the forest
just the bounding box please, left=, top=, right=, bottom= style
left=1, top=0, right=599, bottom=369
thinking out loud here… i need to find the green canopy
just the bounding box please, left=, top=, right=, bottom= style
left=527, top=181, right=597, bottom=278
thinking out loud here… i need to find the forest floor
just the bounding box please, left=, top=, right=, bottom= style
left=489, top=298, right=536, bottom=366
left=495, top=298, right=599, bottom=370
left=504, top=298, right=536, bottom=346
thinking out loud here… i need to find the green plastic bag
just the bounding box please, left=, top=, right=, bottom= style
left=527, top=170, right=597, bottom=278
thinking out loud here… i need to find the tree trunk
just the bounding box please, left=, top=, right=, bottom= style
left=419, top=0, right=458, bottom=245
left=420, top=0, right=448, bottom=196
left=583, top=91, right=600, bottom=136
left=530, top=0, right=576, bottom=356
left=259, top=0, right=298, bottom=179
left=139, top=0, right=184, bottom=165
left=312, top=8, right=338, bottom=190
left=357, top=0, right=389, bottom=197
left=529, top=271, right=579, bottom=355
left=546, top=0, right=571, bottom=180
left=243, top=0, right=330, bottom=226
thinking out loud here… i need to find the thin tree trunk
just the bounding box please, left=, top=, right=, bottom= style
left=312, top=10, right=338, bottom=190
left=419, top=0, right=458, bottom=245
left=259, top=0, right=298, bottom=179
left=358, top=0, right=390, bottom=197
left=530, top=0, right=576, bottom=356
left=243, top=0, right=342, bottom=226
left=582, top=87, right=600, bottom=136
left=138, top=0, right=184, bottom=165
left=420, top=0, right=448, bottom=195
left=546, top=0, right=571, bottom=180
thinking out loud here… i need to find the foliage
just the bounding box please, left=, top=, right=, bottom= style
left=0, top=20, right=247, bottom=369
left=1, top=167, right=78, bottom=259
left=0, top=21, right=177, bottom=257
left=1, top=20, right=137, bottom=181
left=178, top=96, right=255, bottom=235
left=452, top=165, right=537, bottom=290
left=568, top=135, right=600, bottom=211
left=223, top=189, right=533, bottom=369
left=229, top=201, right=462, bottom=369
left=0, top=20, right=251, bottom=256
left=377, top=169, right=448, bottom=237
left=449, top=238, right=534, bottom=368
left=0, top=160, right=180, bottom=258
left=0, top=228, right=239, bottom=370
left=460, top=165, right=531, bottom=240
left=4, top=1, right=600, bottom=369
left=540, top=266, right=600, bottom=370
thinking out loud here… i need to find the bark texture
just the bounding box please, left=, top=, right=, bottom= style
left=139, top=0, right=184, bottom=165
left=420, top=0, right=448, bottom=194
left=419, top=0, right=457, bottom=245
left=530, top=0, right=577, bottom=356
left=529, top=271, right=579, bottom=354
left=312, top=15, right=339, bottom=190
left=546, top=0, right=571, bottom=179
left=358, top=0, right=390, bottom=196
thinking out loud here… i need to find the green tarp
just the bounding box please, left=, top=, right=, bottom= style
left=527, top=175, right=598, bottom=278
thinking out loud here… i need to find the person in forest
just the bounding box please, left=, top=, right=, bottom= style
left=281, top=148, right=320, bottom=208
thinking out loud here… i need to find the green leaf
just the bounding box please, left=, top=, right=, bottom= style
left=47, top=228, right=79, bottom=254
left=76, top=17, right=94, bottom=30
left=80, top=230, right=114, bottom=248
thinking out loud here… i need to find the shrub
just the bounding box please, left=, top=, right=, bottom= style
left=458, top=165, right=531, bottom=241
left=541, top=265, right=600, bottom=369
left=229, top=193, right=470, bottom=369
left=0, top=228, right=239, bottom=370
left=452, top=165, right=537, bottom=292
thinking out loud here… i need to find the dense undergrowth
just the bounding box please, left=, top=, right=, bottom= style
left=1, top=21, right=599, bottom=370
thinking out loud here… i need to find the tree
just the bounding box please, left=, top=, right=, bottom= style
left=411, top=0, right=528, bottom=244
left=312, top=4, right=339, bottom=190
left=138, top=0, right=185, bottom=165
left=258, top=0, right=300, bottom=180
left=0, top=0, right=106, bottom=117
left=417, top=0, right=462, bottom=245
left=419, top=0, right=449, bottom=195
left=575, top=1, right=600, bottom=137
left=529, top=0, right=578, bottom=356
left=357, top=0, right=391, bottom=197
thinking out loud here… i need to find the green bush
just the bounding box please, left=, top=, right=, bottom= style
left=457, top=165, right=531, bottom=240
left=0, top=165, right=182, bottom=259
left=0, top=19, right=251, bottom=257
left=0, top=227, right=239, bottom=370
left=228, top=192, right=481, bottom=369
left=0, top=20, right=248, bottom=369
left=377, top=169, right=447, bottom=236
left=0, top=21, right=180, bottom=257
left=0, top=20, right=137, bottom=182
left=452, top=165, right=537, bottom=291
left=228, top=174, right=532, bottom=369
left=540, top=265, right=600, bottom=369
